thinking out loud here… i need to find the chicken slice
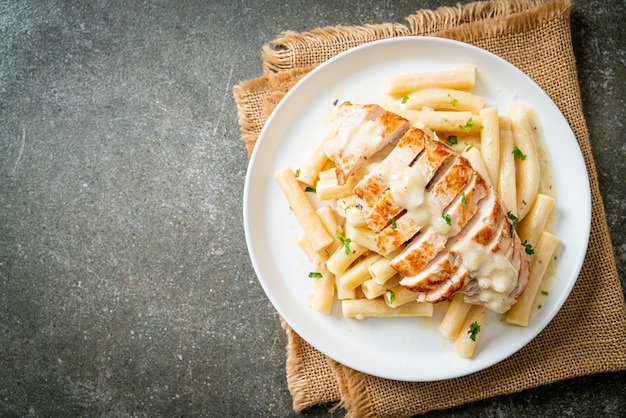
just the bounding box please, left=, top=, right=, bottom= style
left=324, top=104, right=410, bottom=185
left=399, top=172, right=489, bottom=290
left=421, top=189, right=528, bottom=312
left=372, top=211, right=420, bottom=256
left=353, top=127, right=426, bottom=206
left=463, top=225, right=529, bottom=311
left=372, top=156, right=478, bottom=255
left=365, top=147, right=467, bottom=232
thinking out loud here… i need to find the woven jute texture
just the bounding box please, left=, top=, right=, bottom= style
left=233, top=1, right=626, bottom=416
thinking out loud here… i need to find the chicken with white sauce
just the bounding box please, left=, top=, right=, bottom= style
left=324, top=102, right=530, bottom=313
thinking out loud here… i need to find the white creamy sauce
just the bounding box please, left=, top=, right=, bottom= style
left=351, top=120, right=384, bottom=159
left=459, top=241, right=518, bottom=313
left=411, top=192, right=448, bottom=235
left=375, top=158, right=453, bottom=236
left=380, top=161, right=426, bottom=208
left=323, top=111, right=367, bottom=158
left=324, top=115, right=385, bottom=163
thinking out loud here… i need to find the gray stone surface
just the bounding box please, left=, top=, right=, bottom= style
left=0, top=1, right=624, bottom=416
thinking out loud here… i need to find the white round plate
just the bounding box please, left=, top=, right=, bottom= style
left=243, top=37, right=590, bottom=381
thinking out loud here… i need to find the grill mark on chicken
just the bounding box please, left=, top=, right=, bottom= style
left=365, top=145, right=466, bottom=231
left=372, top=211, right=420, bottom=256
left=327, top=104, right=410, bottom=185
left=391, top=173, right=490, bottom=277
left=353, top=127, right=426, bottom=206
left=418, top=265, right=470, bottom=304
left=358, top=139, right=468, bottom=258
left=400, top=172, right=488, bottom=290
left=429, top=156, right=474, bottom=208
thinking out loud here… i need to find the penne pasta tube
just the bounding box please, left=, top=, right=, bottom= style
left=460, top=145, right=492, bottom=189
left=454, top=304, right=487, bottom=358
left=342, top=298, right=433, bottom=318
left=509, top=102, right=540, bottom=220
left=345, top=225, right=380, bottom=253
left=335, top=195, right=358, bottom=217
left=326, top=241, right=369, bottom=276
left=297, top=120, right=344, bottom=186
left=391, top=110, right=482, bottom=133
left=384, top=65, right=476, bottom=96
left=506, top=231, right=560, bottom=326
left=368, top=257, right=397, bottom=285
left=275, top=167, right=333, bottom=252
left=307, top=259, right=335, bottom=314
left=517, top=193, right=556, bottom=249
left=297, top=139, right=330, bottom=186
left=297, top=235, right=335, bottom=314
left=316, top=205, right=342, bottom=254
left=318, top=167, right=336, bottom=180
left=316, top=176, right=358, bottom=201
left=338, top=253, right=382, bottom=290
left=361, top=275, right=401, bottom=299
left=336, top=276, right=357, bottom=300
left=345, top=205, right=367, bottom=227
left=479, top=107, right=500, bottom=187
left=401, top=88, right=485, bottom=113
left=498, top=116, right=517, bottom=215
left=439, top=292, right=473, bottom=339
left=384, top=285, right=419, bottom=308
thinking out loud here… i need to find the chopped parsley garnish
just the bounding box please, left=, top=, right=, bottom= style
left=294, top=168, right=301, bottom=178
left=401, top=95, right=409, bottom=104
left=446, top=135, right=458, bottom=145
left=507, top=211, right=519, bottom=237
left=461, top=191, right=467, bottom=206
left=448, top=93, right=458, bottom=107
left=459, top=117, right=474, bottom=131
left=336, top=230, right=352, bottom=255
left=390, top=217, right=397, bottom=228
left=442, top=213, right=452, bottom=226
left=304, top=186, right=316, bottom=193
left=308, top=272, right=323, bottom=278
left=522, top=240, right=535, bottom=255
left=468, top=321, right=481, bottom=341
left=464, top=142, right=475, bottom=152
left=541, top=290, right=549, bottom=296
left=386, top=290, right=396, bottom=305
left=513, top=147, right=527, bottom=161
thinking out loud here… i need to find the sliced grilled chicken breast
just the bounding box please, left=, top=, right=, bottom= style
left=324, top=102, right=410, bottom=185
left=323, top=104, right=530, bottom=312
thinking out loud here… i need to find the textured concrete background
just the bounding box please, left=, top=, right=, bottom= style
left=1, top=1, right=624, bottom=416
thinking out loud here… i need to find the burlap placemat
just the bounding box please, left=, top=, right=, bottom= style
left=233, top=1, right=626, bottom=416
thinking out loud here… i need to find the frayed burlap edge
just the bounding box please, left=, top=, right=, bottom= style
left=406, top=0, right=569, bottom=38
left=281, top=317, right=342, bottom=412
left=262, top=23, right=411, bottom=73
left=261, top=0, right=570, bottom=73
left=233, top=66, right=314, bottom=157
